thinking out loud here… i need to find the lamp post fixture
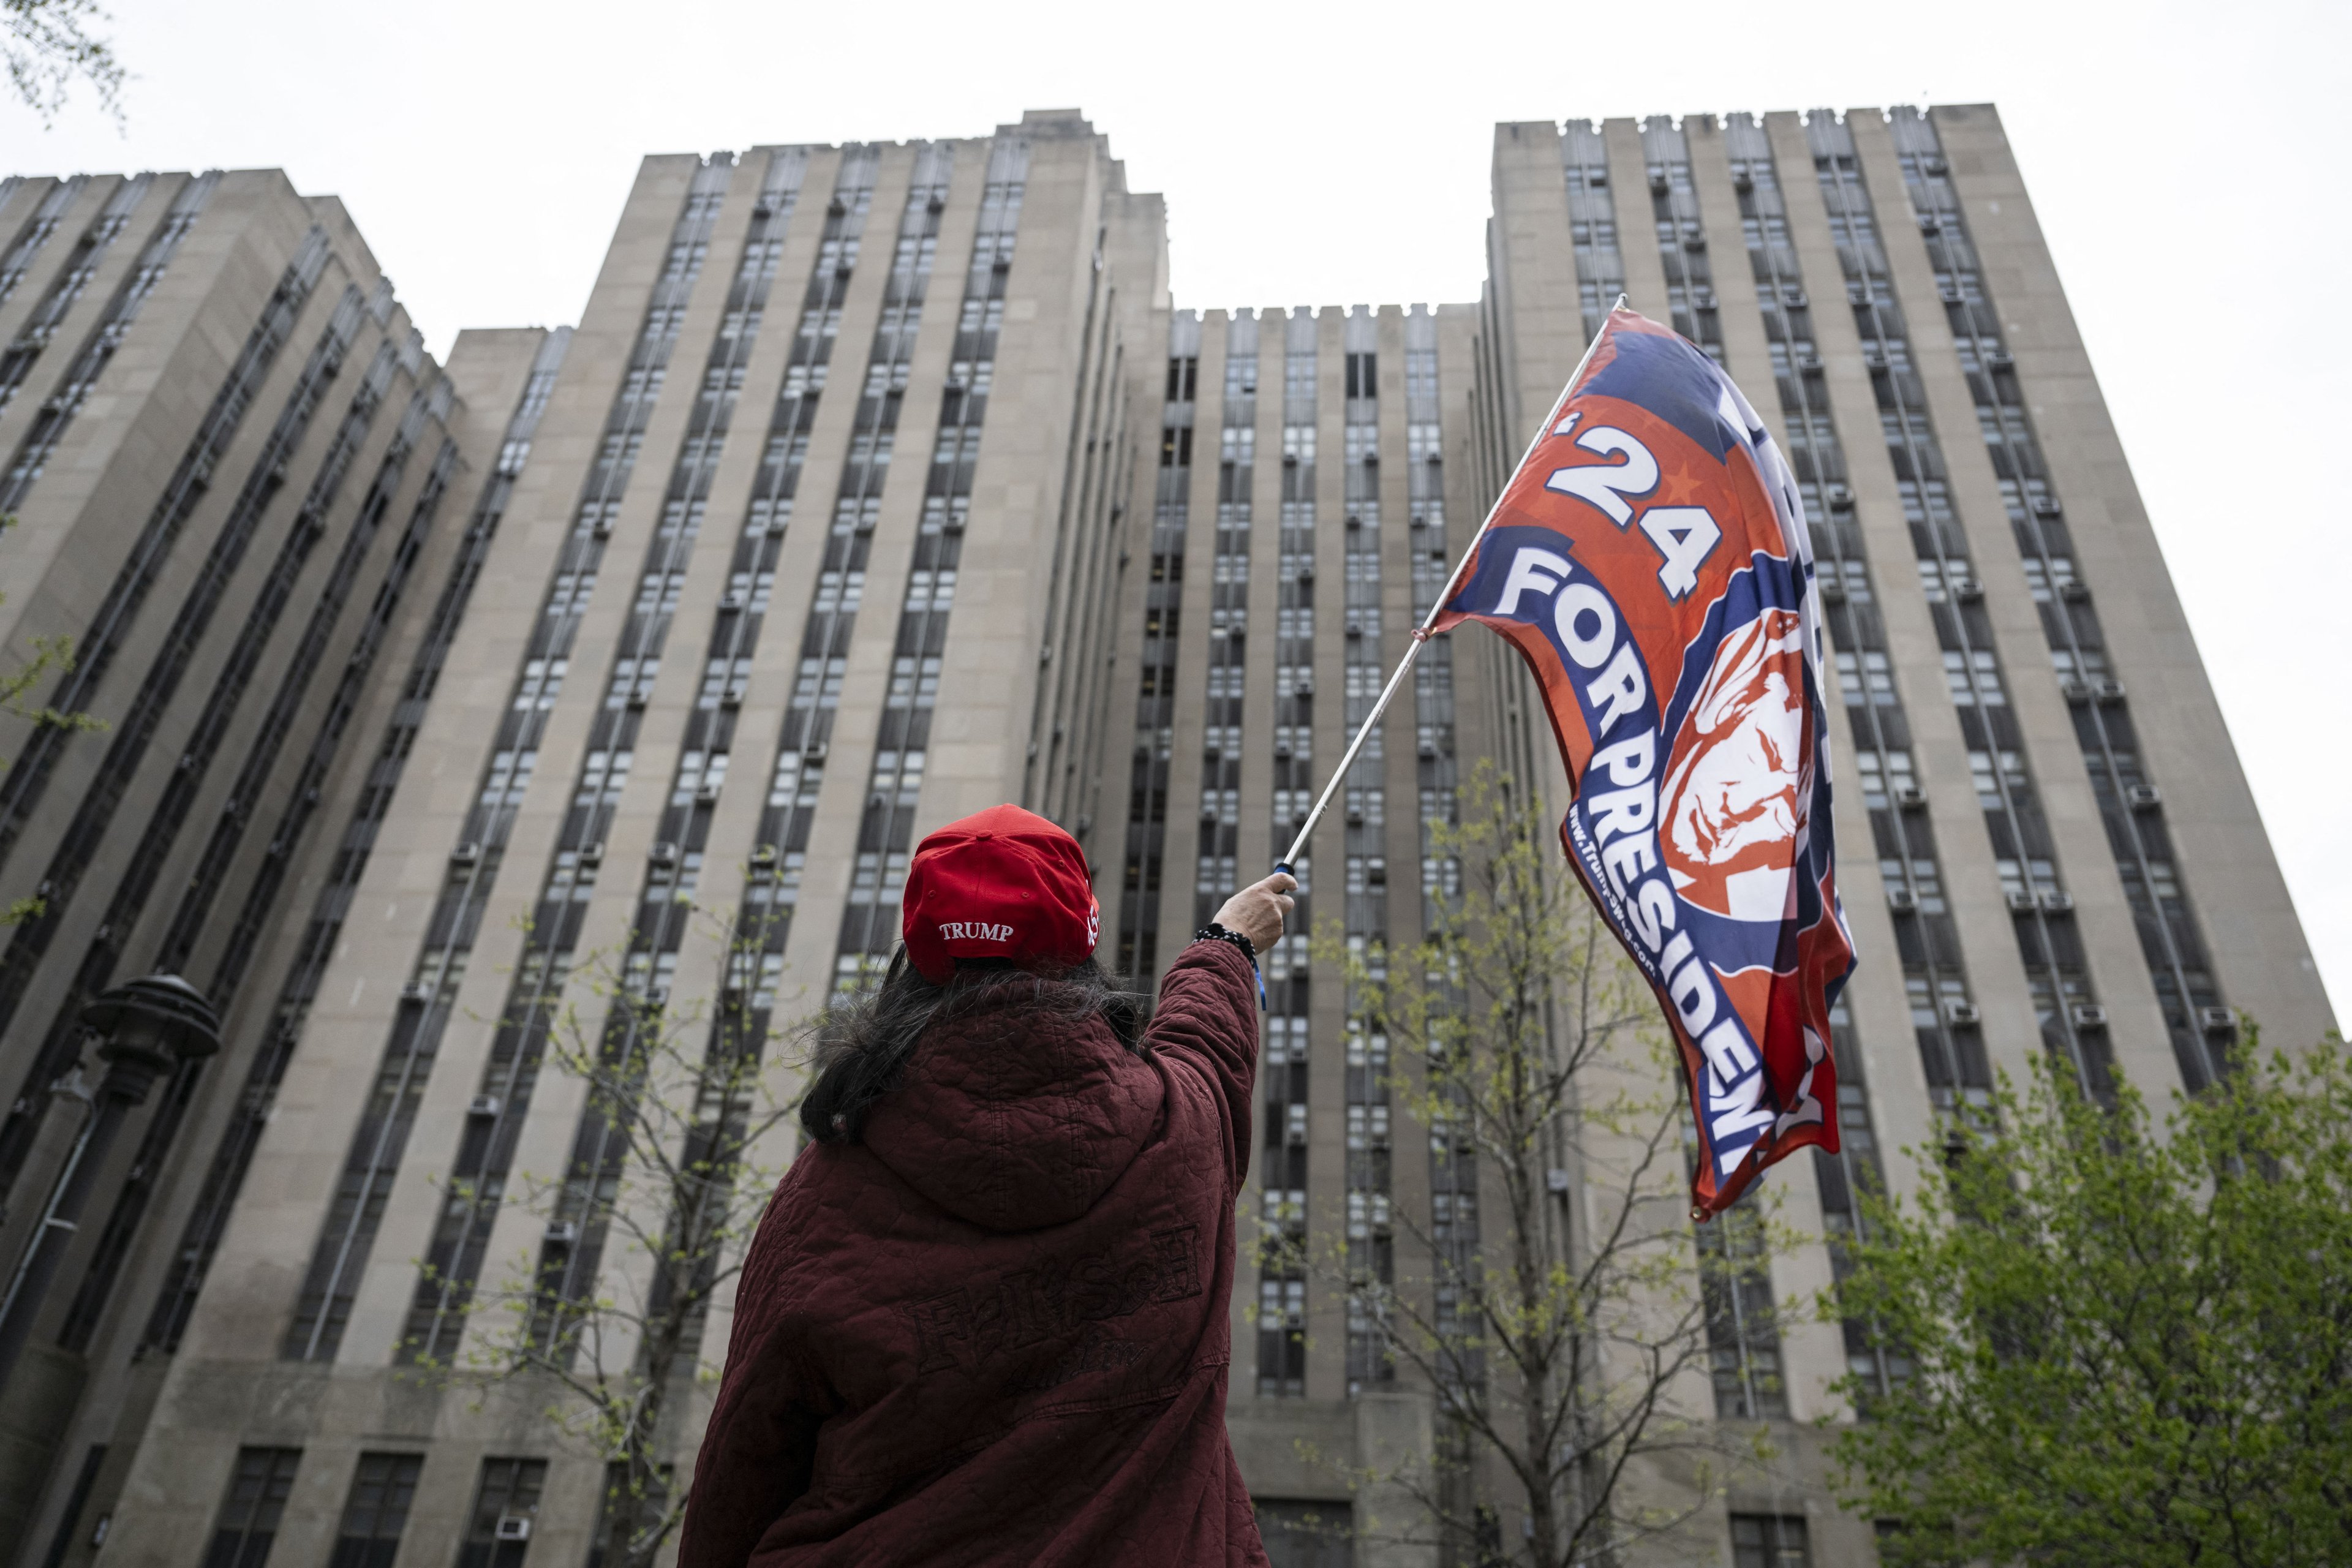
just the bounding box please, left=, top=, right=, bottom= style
left=0, top=975, right=220, bottom=1386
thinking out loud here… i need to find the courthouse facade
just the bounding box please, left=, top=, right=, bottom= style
left=0, top=106, right=2331, bottom=1568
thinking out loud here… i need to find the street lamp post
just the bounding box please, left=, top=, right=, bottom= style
left=0, top=975, right=220, bottom=1387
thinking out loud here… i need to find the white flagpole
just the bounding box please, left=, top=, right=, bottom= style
left=1273, top=297, right=1627, bottom=874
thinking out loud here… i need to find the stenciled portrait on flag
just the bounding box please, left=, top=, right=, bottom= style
left=1433, top=306, right=1856, bottom=1216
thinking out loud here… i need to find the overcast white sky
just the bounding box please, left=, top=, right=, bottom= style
left=7, top=0, right=2345, bottom=1023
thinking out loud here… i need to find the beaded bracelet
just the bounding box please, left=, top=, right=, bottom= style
left=1193, top=924, right=1260, bottom=968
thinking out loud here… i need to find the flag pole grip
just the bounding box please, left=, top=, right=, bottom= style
left=1271, top=299, right=1624, bottom=875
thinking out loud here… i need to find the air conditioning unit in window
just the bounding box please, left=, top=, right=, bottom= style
left=1274, top=741, right=1294, bottom=761
left=2040, top=891, right=2076, bottom=913
left=719, top=592, right=745, bottom=612
left=543, top=1222, right=578, bottom=1246
left=1683, top=235, right=1706, bottom=252
left=750, top=844, right=778, bottom=869
left=2032, top=495, right=2063, bottom=516
left=1944, top=1000, right=1981, bottom=1027
left=625, top=690, right=648, bottom=710
left=1887, top=887, right=1918, bottom=912
left=468, top=1095, right=501, bottom=1119
left=718, top=689, right=742, bottom=709
left=450, top=842, right=480, bottom=866
left=495, top=1519, right=532, bottom=1544
left=804, top=742, right=829, bottom=762
left=2006, top=889, right=2037, bottom=912
left=1862, top=345, right=1886, bottom=368
left=1952, top=577, right=1983, bottom=602
left=400, top=981, right=433, bottom=1003
left=1417, top=739, right=1438, bottom=758
left=1987, top=348, right=2015, bottom=368
left=1893, top=784, right=1927, bottom=810
left=2199, top=1006, right=2237, bottom=1033
left=649, top=841, right=679, bottom=865
left=1692, top=287, right=1717, bottom=308
left=2059, top=677, right=2093, bottom=703
left=1825, top=484, right=1854, bottom=510
left=1344, top=618, right=1363, bottom=638
left=1818, top=578, right=1846, bottom=605
left=2095, top=679, right=2127, bottom=703
left=578, top=842, right=604, bottom=866
left=2059, top=580, right=2090, bottom=602
left=1782, top=286, right=1808, bottom=307
left=2127, top=784, right=2162, bottom=809
left=1915, top=214, right=1940, bottom=233
left=1924, top=157, right=1950, bottom=176
left=1345, top=805, right=1365, bottom=825
left=695, top=783, right=722, bottom=805
left=2070, top=1003, right=2109, bottom=1029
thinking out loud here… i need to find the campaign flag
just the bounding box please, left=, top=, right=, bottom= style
left=1431, top=306, right=1856, bottom=1217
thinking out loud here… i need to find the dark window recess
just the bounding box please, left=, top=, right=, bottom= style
left=1343, top=351, right=1376, bottom=399
left=37, top=1443, right=107, bottom=1568
left=454, top=1458, right=546, bottom=1568
left=1730, top=1512, right=1810, bottom=1568
left=1254, top=1499, right=1353, bottom=1568
left=328, top=1452, right=422, bottom=1568
left=203, top=1448, right=301, bottom=1568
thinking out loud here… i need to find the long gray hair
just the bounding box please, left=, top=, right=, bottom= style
left=798, top=949, right=1146, bottom=1145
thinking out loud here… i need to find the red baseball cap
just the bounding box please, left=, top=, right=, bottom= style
left=900, top=804, right=1101, bottom=982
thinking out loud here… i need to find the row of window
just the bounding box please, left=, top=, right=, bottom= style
left=1887, top=108, right=2230, bottom=1089
left=143, top=333, right=568, bottom=1356
left=831, top=143, right=1027, bottom=989
left=0, top=172, right=154, bottom=410
left=0, top=224, right=337, bottom=1199
left=55, top=364, right=459, bottom=1358
left=281, top=158, right=745, bottom=1362
left=1808, top=113, right=2122, bottom=1107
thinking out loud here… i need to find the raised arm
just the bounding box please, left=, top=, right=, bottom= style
left=1142, top=871, right=1294, bottom=1192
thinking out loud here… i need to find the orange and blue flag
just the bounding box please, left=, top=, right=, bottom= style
left=1432, top=306, right=1855, bottom=1217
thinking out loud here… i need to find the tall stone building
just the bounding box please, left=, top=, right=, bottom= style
left=0, top=167, right=484, bottom=1553
left=0, top=105, right=2329, bottom=1568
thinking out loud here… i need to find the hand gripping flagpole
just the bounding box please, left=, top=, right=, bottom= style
left=1272, top=298, right=1626, bottom=878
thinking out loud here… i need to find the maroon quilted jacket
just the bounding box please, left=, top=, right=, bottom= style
left=676, top=940, right=1270, bottom=1568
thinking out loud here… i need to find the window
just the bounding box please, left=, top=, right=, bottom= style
left=329, top=1453, right=421, bottom=1568
left=203, top=1448, right=301, bottom=1568
left=455, top=1458, right=546, bottom=1568
left=1730, top=1512, right=1809, bottom=1568
left=1254, top=1499, right=1353, bottom=1568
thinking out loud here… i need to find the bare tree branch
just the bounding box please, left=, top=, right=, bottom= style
left=3, top=0, right=124, bottom=126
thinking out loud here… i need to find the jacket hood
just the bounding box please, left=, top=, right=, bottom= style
left=859, top=994, right=1166, bottom=1231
